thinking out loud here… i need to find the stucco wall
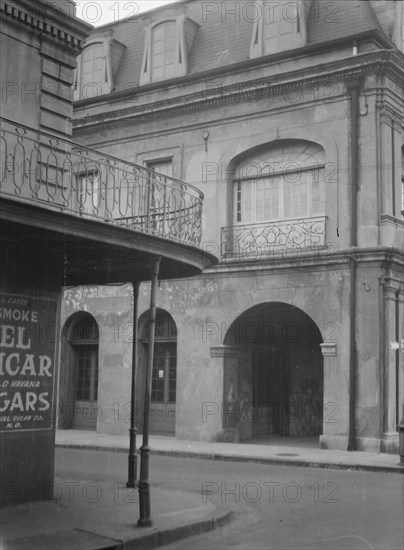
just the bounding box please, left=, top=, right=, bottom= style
left=58, top=257, right=397, bottom=450
left=134, top=264, right=351, bottom=442
left=60, top=284, right=133, bottom=435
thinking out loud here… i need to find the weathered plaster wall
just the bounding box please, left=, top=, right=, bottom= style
left=60, top=284, right=133, bottom=435
left=135, top=264, right=351, bottom=443
left=354, top=264, right=383, bottom=451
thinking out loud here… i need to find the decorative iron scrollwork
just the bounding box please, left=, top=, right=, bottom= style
left=221, top=218, right=327, bottom=261
left=0, top=117, right=203, bottom=246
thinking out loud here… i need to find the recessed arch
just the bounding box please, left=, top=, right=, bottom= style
left=227, top=139, right=326, bottom=176
left=139, top=307, right=178, bottom=340
left=223, top=302, right=324, bottom=443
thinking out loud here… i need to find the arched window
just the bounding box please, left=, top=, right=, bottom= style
left=222, top=141, right=327, bottom=260
left=140, top=309, right=177, bottom=433
left=234, top=141, right=326, bottom=224
left=68, top=313, right=99, bottom=430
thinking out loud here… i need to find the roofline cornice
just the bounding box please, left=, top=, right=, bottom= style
left=0, top=0, right=92, bottom=50
left=73, top=49, right=403, bottom=134
left=74, top=28, right=394, bottom=110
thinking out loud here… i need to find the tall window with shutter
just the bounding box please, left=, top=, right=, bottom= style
left=81, top=43, right=105, bottom=97
left=140, top=14, right=197, bottom=85
left=152, top=22, right=177, bottom=81
left=250, top=0, right=306, bottom=58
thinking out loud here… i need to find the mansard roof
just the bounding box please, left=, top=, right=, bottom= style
left=82, top=0, right=396, bottom=92
left=307, top=0, right=383, bottom=44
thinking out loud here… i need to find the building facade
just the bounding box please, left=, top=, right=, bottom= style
left=61, top=0, right=404, bottom=453
left=0, top=0, right=212, bottom=505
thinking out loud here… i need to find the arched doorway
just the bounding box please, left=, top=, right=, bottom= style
left=139, top=309, right=177, bottom=434
left=60, top=312, right=99, bottom=430
left=224, top=303, right=323, bottom=442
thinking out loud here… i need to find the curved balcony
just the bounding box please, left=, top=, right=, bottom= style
left=0, top=117, right=202, bottom=247
left=0, top=117, right=215, bottom=284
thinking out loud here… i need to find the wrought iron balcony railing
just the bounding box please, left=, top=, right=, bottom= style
left=0, top=117, right=203, bottom=246
left=221, top=217, right=327, bottom=261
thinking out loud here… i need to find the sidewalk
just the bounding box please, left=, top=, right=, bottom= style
left=56, top=429, right=404, bottom=474
left=1, top=477, right=232, bottom=550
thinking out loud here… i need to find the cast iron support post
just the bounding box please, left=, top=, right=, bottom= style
left=138, top=257, right=160, bottom=527
left=346, top=78, right=362, bottom=451
left=127, top=282, right=140, bottom=488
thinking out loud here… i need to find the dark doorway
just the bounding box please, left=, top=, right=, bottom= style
left=224, top=303, right=323, bottom=441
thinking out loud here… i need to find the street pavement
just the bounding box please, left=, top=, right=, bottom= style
left=55, top=445, right=404, bottom=550
left=1, top=430, right=403, bottom=550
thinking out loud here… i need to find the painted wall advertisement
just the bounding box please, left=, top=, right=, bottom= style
left=0, top=294, right=57, bottom=432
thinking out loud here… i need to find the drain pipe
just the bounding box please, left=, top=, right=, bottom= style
left=346, top=78, right=362, bottom=451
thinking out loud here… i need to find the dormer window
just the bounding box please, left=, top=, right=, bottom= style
left=74, top=34, right=125, bottom=101
left=82, top=42, right=107, bottom=97
left=140, top=13, right=198, bottom=85
left=250, top=0, right=307, bottom=58
left=152, top=21, right=178, bottom=81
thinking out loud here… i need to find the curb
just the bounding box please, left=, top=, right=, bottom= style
left=155, top=509, right=233, bottom=549
left=122, top=509, right=234, bottom=550
left=55, top=443, right=404, bottom=474
left=149, top=449, right=404, bottom=475
left=3, top=502, right=233, bottom=550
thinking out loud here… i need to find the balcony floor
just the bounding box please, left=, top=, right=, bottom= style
left=0, top=198, right=216, bottom=285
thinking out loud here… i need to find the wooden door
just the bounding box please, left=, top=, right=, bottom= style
left=73, top=345, right=99, bottom=430
left=149, top=342, right=176, bottom=434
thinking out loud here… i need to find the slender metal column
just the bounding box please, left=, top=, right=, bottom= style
left=346, top=78, right=362, bottom=451
left=138, top=257, right=161, bottom=527
left=127, top=281, right=140, bottom=488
